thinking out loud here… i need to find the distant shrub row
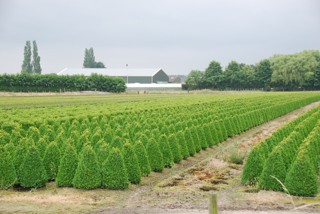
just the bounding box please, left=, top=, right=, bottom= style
left=0, top=73, right=126, bottom=93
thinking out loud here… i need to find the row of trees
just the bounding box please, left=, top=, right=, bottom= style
left=0, top=73, right=126, bottom=92
left=185, top=50, right=320, bottom=91
left=21, top=42, right=106, bottom=74
left=21, top=41, right=42, bottom=74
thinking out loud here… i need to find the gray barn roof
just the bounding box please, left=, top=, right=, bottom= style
left=57, top=68, right=163, bottom=77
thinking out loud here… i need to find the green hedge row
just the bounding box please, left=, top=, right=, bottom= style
left=0, top=73, right=126, bottom=92
left=242, top=107, right=320, bottom=196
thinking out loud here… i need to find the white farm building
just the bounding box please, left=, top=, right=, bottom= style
left=58, top=68, right=169, bottom=84
left=57, top=68, right=182, bottom=90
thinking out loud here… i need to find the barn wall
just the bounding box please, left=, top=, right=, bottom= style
left=153, top=70, right=169, bottom=83
left=128, top=76, right=152, bottom=83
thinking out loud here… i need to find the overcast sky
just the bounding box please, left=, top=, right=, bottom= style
left=0, top=0, right=319, bottom=75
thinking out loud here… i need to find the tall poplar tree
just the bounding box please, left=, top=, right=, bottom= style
left=21, top=41, right=32, bottom=74
left=83, top=47, right=105, bottom=68
left=83, top=48, right=96, bottom=68
left=32, top=40, right=42, bottom=74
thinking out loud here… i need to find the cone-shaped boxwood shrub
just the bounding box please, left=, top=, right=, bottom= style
left=146, top=138, right=164, bottom=172
left=184, top=129, right=196, bottom=156
left=0, top=130, right=10, bottom=144
left=223, top=119, right=233, bottom=137
left=190, top=126, right=201, bottom=152
left=43, top=141, right=61, bottom=181
left=241, top=143, right=267, bottom=185
left=111, top=136, right=123, bottom=149
left=134, top=141, right=151, bottom=176
left=102, top=148, right=129, bottom=189
left=197, top=126, right=208, bottom=150
left=151, top=129, right=161, bottom=142
left=76, top=130, right=90, bottom=153
left=159, top=134, right=174, bottom=168
left=259, top=147, right=287, bottom=191
left=4, top=142, right=15, bottom=159
left=18, top=145, right=47, bottom=188
left=36, top=138, right=48, bottom=159
left=14, top=141, right=28, bottom=171
left=122, top=142, right=141, bottom=184
left=285, top=152, right=318, bottom=197
left=104, top=127, right=113, bottom=143
left=0, top=146, right=17, bottom=189
left=56, top=143, right=78, bottom=187
left=220, top=122, right=228, bottom=141
left=203, top=125, right=214, bottom=147
left=176, top=131, right=189, bottom=160
left=212, top=124, right=223, bottom=144
left=167, top=134, right=182, bottom=163
left=138, top=133, right=149, bottom=145
left=27, top=126, right=40, bottom=142
left=73, top=145, right=101, bottom=189
left=97, top=143, right=110, bottom=169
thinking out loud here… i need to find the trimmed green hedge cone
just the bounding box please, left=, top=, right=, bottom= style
left=146, top=138, right=164, bottom=172
left=241, top=144, right=266, bottom=185
left=4, top=142, right=16, bottom=159
left=223, top=120, right=233, bottom=137
left=159, top=134, right=174, bottom=168
left=56, top=143, right=78, bottom=187
left=0, top=146, right=17, bottom=189
left=197, top=126, right=208, bottom=150
left=43, top=141, right=61, bottom=181
left=111, top=136, right=123, bottom=149
left=151, top=129, right=161, bottom=141
left=36, top=138, right=47, bottom=159
left=176, top=131, right=189, bottom=160
left=102, top=148, right=129, bottom=189
left=285, top=153, right=318, bottom=197
left=18, top=145, right=47, bottom=188
left=14, top=141, right=28, bottom=172
left=134, top=141, right=151, bottom=176
left=214, top=124, right=223, bottom=144
left=259, top=148, right=287, bottom=191
left=184, top=129, right=196, bottom=156
left=210, top=125, right=220, bottom=145
left=167, top=134, right=182, bottom=163
left=220, top=122, right=228, bottom=141
left=190, top=127, right=201, bottom=153
left=73, top=145, right=101, bottom=189
left=137, top=133, right=149, bottom=146
left=203, top=125, right=214, bottom=147
left=122, top=142, right=141, bottom=184
left=96, top=143, right=110, bottom=169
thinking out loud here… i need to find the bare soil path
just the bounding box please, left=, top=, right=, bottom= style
left=1, top=102, right=320, bottom=214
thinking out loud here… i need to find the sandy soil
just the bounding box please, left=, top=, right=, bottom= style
left=0, top=102, right=320, bottom=214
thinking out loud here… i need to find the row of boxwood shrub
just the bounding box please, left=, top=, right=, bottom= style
left=0, top=73, right=126, bottom=92
left=242, top=107, right=320, bottom=196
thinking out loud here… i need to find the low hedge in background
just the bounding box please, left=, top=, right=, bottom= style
left=0, top=73, right=126, bottom=93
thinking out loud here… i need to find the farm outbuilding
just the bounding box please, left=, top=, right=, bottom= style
left=57, top=68, right=169, bottom=84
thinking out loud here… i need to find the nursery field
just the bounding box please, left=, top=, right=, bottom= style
left=1, top=92, right=320, bottom=213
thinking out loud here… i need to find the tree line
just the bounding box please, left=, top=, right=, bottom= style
left=184, top=50, right=320, bottom=91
